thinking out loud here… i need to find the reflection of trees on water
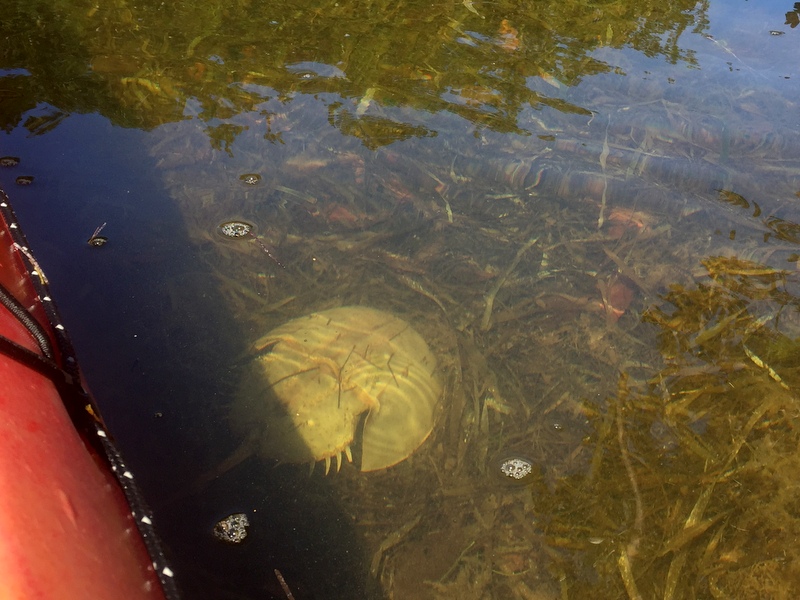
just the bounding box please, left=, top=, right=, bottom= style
left=786, top=2, right=800, bottom=28
left=0, top=0, right=707, bottom=142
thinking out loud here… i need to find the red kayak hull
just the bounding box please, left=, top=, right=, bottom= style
left=0, top=195, right=167, bottom=598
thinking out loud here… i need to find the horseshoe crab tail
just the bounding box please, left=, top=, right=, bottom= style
left=161, top=432, right=259, bottom=508
left=193, top=433, right=258, bottom=491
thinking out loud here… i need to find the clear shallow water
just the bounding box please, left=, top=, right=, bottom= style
left=2, top=1, right=800, bottom=598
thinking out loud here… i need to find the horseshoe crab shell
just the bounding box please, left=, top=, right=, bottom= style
left=232, top=306, right=442, bottom=473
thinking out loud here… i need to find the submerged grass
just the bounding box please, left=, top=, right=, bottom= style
left=148, top=56, right=800, bottom=599
left=532, top=257, right=800, bottom=599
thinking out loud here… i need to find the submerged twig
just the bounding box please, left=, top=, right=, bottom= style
left=249, top=233, right=286, bottom=269
left=615, top=374, right=644, bottom=598
left=396, top=273, right=448, bottom=315
left=438, top=540, right=476, bottom=583
left=274, top=568, right=296, bottom=600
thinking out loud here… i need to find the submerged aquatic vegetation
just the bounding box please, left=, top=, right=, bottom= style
left=126, top=0, right=800, bottom=595
left=532, top=255, right=800, bottom=599
left=149, top=78, right=800, bottom=595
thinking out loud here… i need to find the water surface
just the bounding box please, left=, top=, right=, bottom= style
left=2, top=0, right=800, bottom=598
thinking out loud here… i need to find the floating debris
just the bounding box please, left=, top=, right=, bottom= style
left=217, top=220, right=284, bottom=268
left=213, top=512, right=250, bottom=544
left=88, top=236, right=108, bottom=247
left=0, top=156, right=20, bottom=167
left=498, top=456, right=533, bottom=480
left=239, top=173, right=262, bottom=185
left=87, top=222, right=108, bottom=247
left=218, top=220, right=255, bottom=239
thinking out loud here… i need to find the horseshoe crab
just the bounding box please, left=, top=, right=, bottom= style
left=231, top=306, right=442, bottom=473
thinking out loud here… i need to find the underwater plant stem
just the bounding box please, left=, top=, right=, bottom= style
left=663, top=552, right=688, bottom=600
left=618, top=545, right=643, bottom=600
left=617, top=404, right=644, bottom=547
left=743, top=344, right=790, bottom=390
left=597, top=116, right=611, bottom=229
left=480, top=237, right=538, bottom=331
left=370, top=515, right=422, bottom=579
left=615, top=374, right=644, bottom=596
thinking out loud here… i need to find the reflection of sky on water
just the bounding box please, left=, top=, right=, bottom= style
left=586, top=9, right=797, bottom=86
left=696, top=1, right=797, bottom=79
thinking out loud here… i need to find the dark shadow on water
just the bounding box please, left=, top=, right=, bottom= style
left=158, top=461, right=376, bottom=600
left=0, top=116, right=374, bottom=600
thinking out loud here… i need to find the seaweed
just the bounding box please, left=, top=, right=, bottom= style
left=532, top=256, right=800, bottom=599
